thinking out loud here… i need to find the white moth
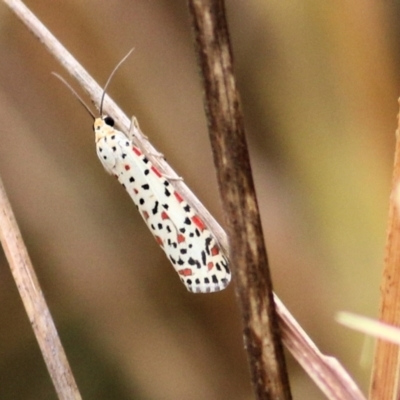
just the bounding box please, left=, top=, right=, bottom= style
left=54, top=51, right=231, bottom=293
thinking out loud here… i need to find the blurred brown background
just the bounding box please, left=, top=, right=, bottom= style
left=0, top=1, right=398, bottom=399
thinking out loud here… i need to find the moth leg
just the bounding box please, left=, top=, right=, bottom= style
left=129, top=116, right=165, bottom=160
left=128, top=116, right=145, bottom=140
left=164, top=175, right=183, bottom=181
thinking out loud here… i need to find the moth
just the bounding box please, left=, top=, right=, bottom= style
left=54, top=51, right=231, bottom=293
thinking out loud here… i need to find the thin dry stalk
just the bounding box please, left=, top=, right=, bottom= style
left=187, top=1, right=291, bottom=398
left=369, top=101, right=400, bottom=399
left=277, top=297, right=366, bottom=398
left=0, top=175, right=81, bottom=400
left=3, top=0, right=366, bottom=398
left=337, top=312, right=400, bottom=345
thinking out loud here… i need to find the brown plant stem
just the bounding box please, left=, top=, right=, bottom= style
left=369, top=103, right=400, bottom=399
left=187, top=0, right=291, bottom=398
left=0, top=175, right=81, bottom=400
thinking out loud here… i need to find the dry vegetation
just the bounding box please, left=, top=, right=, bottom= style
left=0, top=1, right=398, bottom=399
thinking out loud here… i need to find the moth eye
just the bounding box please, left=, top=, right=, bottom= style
left=104, top=116, right=114, bottom=127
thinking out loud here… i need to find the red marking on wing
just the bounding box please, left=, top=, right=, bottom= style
left=177, top=234, right=185, bottom=243
left=161, top=211, right=169, bottom=220
left=211, top=245, right=220, bottom=256
left=174, top=191, right=184, bottom=203
left=151, top=166, right=162, bottom=178
left=114, top=174, right=118, bottom=179
left=191, top=215, right=206, bottom=231
left=178, top=268, right=193, bottom=276
left=124, top=165, right=130, bottom=171
left=142, top=211, right=149, bottom=220
left=133, top=147, right=141, bottom=156
left=207, top=262, right=214, bottom=271
left=133, top=188, right=138, bottom=194
left=154, top=235, right=163, bottom=247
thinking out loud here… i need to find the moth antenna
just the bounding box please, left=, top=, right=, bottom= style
left=99, top=48, right=134, bottom=116
left=52, top=72, right=96, bottom=120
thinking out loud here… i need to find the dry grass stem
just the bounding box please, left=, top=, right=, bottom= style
left=0, top=175, right=81, bottom=400
left=337, top=312, right=400, bottom=345
left=369, top=102, right=400, bottom=399
left=187, top=0, right=291, bottom=398
left=276, top=297, right=366, bottom=399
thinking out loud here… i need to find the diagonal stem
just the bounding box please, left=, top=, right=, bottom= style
left=0, top=176, right=81, bottom=400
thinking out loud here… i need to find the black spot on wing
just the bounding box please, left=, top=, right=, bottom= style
left=201, top=251, right=206, bottom=266
left=205, top=237, right=212, bottom=254
left=152, top=201, right=159, bottom=215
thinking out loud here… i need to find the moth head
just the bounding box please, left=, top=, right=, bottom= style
left=94, top=116, right=115, bottom=141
